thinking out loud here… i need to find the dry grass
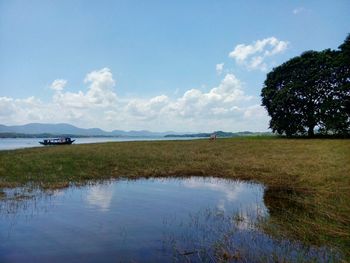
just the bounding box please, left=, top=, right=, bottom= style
left=0, top=137, right=349, bottom=256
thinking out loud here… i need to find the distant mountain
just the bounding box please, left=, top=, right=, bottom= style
left=0, top=123, right=183, bottom=137
left=0, top=123, right=109, bottom=136
left=0, top=123, right=271, bottom=138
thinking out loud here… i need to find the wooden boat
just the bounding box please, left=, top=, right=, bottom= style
left=39, top=137, right=75, bottom=146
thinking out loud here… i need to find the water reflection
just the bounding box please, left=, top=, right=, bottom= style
left=0, top=177, right=340, bottom=262
left=85, top=184, right=114, bottom=212
left=183, top=177, right=245, bottom=201
left=181, top=177, right=263, bottom=215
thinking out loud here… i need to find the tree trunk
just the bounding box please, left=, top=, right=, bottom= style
left=308, top=125, right=315, bottom=137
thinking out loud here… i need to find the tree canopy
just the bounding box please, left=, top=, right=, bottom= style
left=261, top=34, right=350, bottom=137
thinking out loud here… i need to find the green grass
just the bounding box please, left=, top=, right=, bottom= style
left=0, top=137, right=349, bottom=258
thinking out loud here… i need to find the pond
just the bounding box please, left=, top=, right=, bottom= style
left=0, top=177, right=339, bottom=262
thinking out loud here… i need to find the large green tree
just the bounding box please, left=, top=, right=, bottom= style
left=261, top=35, right=350, bottom=137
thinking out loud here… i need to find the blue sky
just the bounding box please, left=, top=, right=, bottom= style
left=0, top=0, right=349, bottom=132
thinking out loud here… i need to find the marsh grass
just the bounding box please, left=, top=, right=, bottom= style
left=0, top=137, right=349, bottom=258
left=163, top=207, right=341, bottom=263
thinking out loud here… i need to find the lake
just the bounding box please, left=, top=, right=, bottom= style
left=0, top=137, right=203, bottom=151
left=0, top=177, right=338, bottom=262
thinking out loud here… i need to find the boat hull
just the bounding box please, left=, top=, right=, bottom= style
left=39, top=139, right=75, bottom=146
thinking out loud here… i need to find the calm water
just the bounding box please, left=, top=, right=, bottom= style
left=0, top=137, right=202, bottom=151
left=0, top=178, right=339, bottom=262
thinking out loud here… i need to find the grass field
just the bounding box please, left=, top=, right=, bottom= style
left=0, top=137, right=349, bottom=258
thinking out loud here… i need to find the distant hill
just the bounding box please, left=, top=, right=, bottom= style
left=0, top=123, right=271, bottom=138
left=0, top=123, right=108, bottom=136
left=0, top=123, right=183, bottom=138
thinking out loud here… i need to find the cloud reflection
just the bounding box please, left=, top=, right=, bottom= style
left=85, top=184, right=114, bottom=212
left=183, top=178, right=244, bottom=200
left=182, top=178, right=245, bottom=211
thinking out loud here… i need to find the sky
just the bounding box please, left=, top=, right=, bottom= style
left=0, top=0, right=349, bottom=132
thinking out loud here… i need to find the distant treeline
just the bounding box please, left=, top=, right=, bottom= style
left=164, top=131, right=273, bottom=138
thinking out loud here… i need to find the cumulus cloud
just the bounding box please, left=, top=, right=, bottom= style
left=125, top=95, right=169, bottom=120
left=0, top=68, right=119, bottom=127
left=84, top=67, right=117, bottom=106
left=0, top=68, right=269, bottom=131
left=52, top=68, right=117, bottom=109
left=0, top=97, right=16, bottom=117
left=229, top=37, right=288, bottom=71
left=50, top=79, right=67, bottom=91
left=163, top=74, right=253, bottom=120
left=216, top=63, right=224, bottom=75
left=0, top=96, right=48, bottom=123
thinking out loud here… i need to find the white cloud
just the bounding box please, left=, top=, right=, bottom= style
left=249, top=56, right=267, bottom=71
left=120, top=73, right=251, bottom=123
left=0, top=97, right=16, bottom=117
left=0, top=68, right=269, bottom=132
left=208, top=73, right=248, bottom=103
left=0, top=68, right=119, bottom=128
left=125, top=95, right=169, bottom=120
left=216, top=63, right=224, bottom=75
left=229, top=37, right=288, bottom=71
left=50, top=79, right=67, bottom=91
left=84, top=67, right=117, bottom=106
left=165, top=73, right=252, bottom=120
left=292, top=7, right=304, bottom=15
left=243, top=104, right=267, bottom=119
left=52, top=68, right=117, bottom=109
left=0, top=96, right=50, bottom=123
